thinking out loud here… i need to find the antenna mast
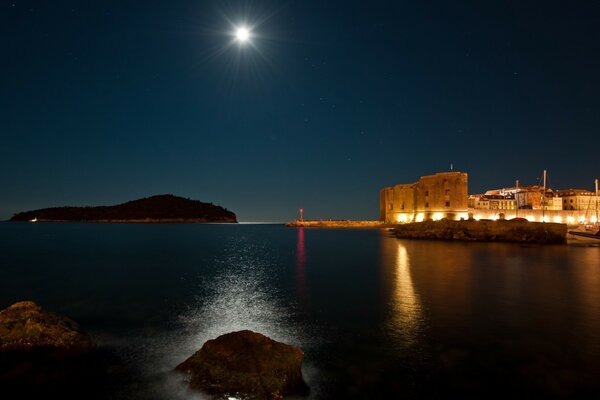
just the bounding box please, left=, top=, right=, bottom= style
left=542, top=170, right=547, bottom=222
left=594, top=178, right=600, bottom=225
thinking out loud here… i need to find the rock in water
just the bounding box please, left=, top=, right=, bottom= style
left=0, top=301, right=108, bottom=399
left=175, top=330, right=305, bottom=399
left=0, top=301, right=94, bottom=350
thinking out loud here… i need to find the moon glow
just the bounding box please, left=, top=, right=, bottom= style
left=235, top=26, right=250, bottom=43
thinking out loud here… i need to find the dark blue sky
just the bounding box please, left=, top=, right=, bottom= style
left=2, top=1, right=599, bottom=221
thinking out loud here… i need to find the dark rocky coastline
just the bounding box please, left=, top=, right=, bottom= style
left=0, top=301, right=94, bottom=350
left=10, top=194, right=237, bottom=223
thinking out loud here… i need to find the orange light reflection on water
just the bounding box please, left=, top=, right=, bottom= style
left=380, top=237, right=423, bottom=351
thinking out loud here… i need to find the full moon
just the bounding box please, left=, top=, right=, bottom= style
left=235, top=27, right=250, bottom=43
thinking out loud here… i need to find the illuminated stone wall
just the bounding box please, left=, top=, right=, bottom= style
left=380, top=172, right=469, bottom=223
left=380, top=183, right=416, bottom=221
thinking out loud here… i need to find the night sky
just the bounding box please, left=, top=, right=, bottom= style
left=2, top=1, right=599, bottom=221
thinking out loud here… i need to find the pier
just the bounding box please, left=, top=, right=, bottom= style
left=286, top=220, right=390, bottom=228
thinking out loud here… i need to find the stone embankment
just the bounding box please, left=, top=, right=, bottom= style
left=286, top=220, right=389, bottom=228
left=393, top=219, right=567, bottom=244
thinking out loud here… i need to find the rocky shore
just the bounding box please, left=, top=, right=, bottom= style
left=392, top=219, right=567, bottom=244
left=0, top=301, right=94, bottom=350
left=0, top=302, right=118, bottom=399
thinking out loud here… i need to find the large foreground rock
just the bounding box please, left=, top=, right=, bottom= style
left=0, top=301, right=94, bottom=350
left=176, top=330, right=305, bottom=399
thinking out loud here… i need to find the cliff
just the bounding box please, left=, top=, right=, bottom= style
left=10, top=195, right=237, bottom=223
left=393, top=219, right=566, bottom=244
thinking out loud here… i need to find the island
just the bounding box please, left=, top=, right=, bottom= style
left=9, top=194, right=237, bottom=223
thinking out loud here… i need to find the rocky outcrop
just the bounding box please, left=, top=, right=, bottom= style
left=393, top=219, right=567, bottom=244
left=176, top=330, right=306, bottom=399
left=0, top=301, right=94, bottom=350
left=0, top=302, right=112, bottom=398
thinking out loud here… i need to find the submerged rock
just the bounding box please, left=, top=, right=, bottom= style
left=0, top=301, right=94, bottom=351
left=176, top=330, right=305, bottom=399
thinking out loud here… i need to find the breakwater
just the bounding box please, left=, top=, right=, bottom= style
left=286, top=220, right=389, bottom=228
left=393, top=219, right=567, bottom=244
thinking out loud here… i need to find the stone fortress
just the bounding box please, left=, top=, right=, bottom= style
left=380, top=172, right=469, bottom=223
left=380, top=171, right=599, bottom=225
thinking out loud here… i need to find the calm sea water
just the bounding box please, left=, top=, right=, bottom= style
left=1, top=223, right=599, bottom=398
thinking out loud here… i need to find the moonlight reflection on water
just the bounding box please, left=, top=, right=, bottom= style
left=132, top=235, right=316, bottom=399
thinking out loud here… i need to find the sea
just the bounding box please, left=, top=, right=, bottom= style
left=1, top=222, right=599, bottom=399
